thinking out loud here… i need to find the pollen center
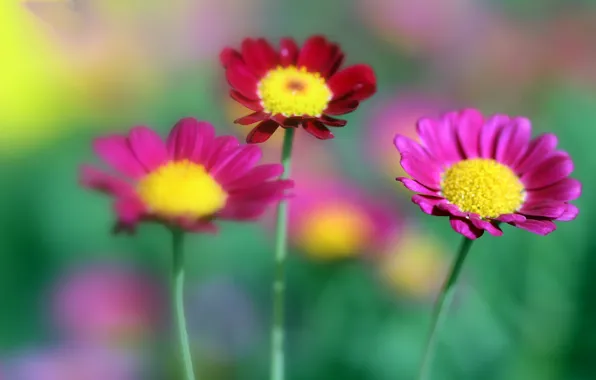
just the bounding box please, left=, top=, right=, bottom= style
left=441, top=158, right=525, bottom=218
left=297, top=203, right=371, bottom=259
left=137, top=160, right=227, bottom=218
left=257, top=65, right=332, bottom=117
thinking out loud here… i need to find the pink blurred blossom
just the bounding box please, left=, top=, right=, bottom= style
left=52, top=263, right=164, bottom=347
left=364, top=93, right=449, bottom=181
left=2, top=346, right=142, bottom=380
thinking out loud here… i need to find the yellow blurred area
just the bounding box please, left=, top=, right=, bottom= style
left=296, top=203, right=374, bottom=260
left=0, top=1, right=71, bottom=153
left=380, top=229, right=447, bottom=299
left=0, top=1, right=159, bottom=156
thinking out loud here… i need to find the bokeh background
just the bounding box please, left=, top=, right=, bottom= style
left=1, top=0, right=594, bottom=379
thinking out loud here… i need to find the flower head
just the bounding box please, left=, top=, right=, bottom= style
left=80, top=117, right=293, bottom=233
left=395, top=109, right=581, bottom=239
left=221, top=35, right=377, bottom=143
left=289, top=177, right=400, bottom=260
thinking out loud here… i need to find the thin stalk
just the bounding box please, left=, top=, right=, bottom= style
left=172, top=228, right=196, bottom=380
left=418, top=237, right=474, bottom=380
left=270, top=127, right=296, bottom=380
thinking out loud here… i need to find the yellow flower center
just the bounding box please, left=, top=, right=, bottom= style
left=441, top=158, right=525, bottom=218
left=137, top=160, right=227, bottom=218
left=257, top=66, right=332, bottom=117
left=296, top=203, right=371, bottom=260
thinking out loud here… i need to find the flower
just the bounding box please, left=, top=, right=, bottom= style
left=52, top=263, right=163, bottom=346
left=289, top=177, right=401, bottom=260
left=395, top=109, right=581, bottom=239
left=379, top=227, right=447, bottom=299
left=80, top=117, right=293, bottom=233
left=221, top=35, right=377, bottom=143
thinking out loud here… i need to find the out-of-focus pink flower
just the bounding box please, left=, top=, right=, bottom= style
left=356, top=0, right=490, bottom=56
left=187, top=277, right=261, bottom=361
left=52, top=263, right=164, bottom=346
left=365, top=94, right=449, bottom=182
left=543, top=8, right=596, bottom=87
left=2, top=346, right=142, bottom=380
left=378, top=226, right=448, bottom=300
left=288, top=176, right=402, bottom=260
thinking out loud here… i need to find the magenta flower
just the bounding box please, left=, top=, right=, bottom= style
left=52, top=263, right=163, bottom=345
left=80, top=117, right=293, bottom=233
left=395, top=109, right=581, bottom=239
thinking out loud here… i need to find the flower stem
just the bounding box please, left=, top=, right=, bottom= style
left=172, top=228, right=196, bottom=380
left=418, top=237, right=474, bottom=380
left=271, top=127, right=296, bottom=380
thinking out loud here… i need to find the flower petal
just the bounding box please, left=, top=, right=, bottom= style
left=166, top=118, right=216, bottom=163
left=514, top=133, right=558, bottom=175
left=325, top=99, right=359, bottom=116
left=479, top=114, right=509, bottom=159
left=470, top=217, right=503, bottom=237
left=280, top=38, right=299, bottom=66
left=557, top=204, right=579, bottom=221
left=495, top=117, right=531, bottom=166
left=220, top=47, right=240, bottom=68
left=302, top=120, right=334, bottom=140
left=455, top=108, right=485, bottom=159
left=225, top=55, right=259, bottom=100
left=246, top=120, right=280, bottom=143
left=113, top=197, right=146, bottom=234
left=241, top=38, right=279, bottom=77
left=79, top=166, right=135, bottom=198
left=450, top=217, right=484, bottom=239
left=230, top=90, right=262, bottom=111
left=297, top=35, right=332, bottom=73
left=128, top=126, right=168, bottom=172
left=519, top=202, right=567, bottom=218
left=511, top=219, right=557, bottom=235
left=328, top=64, right=376, bottom=102
left=399, top=155, right=441, bottom=190
left=321, top=43, right=345, bottom=78
left=226, top=164, right=285, bottom=191
left=527, top=178, right=582, bottom=202
left=319, top=115, right=347, bottom=127
left=235, top=111, right=269, bottom=125
left=93, top=135, right=146, bottom=179
left=205, top=136, right=240, bottom=169
left=496, top=213, right=526, bottom=223
left=522, top=154, right=574, bottom=190
left=412, top=195, right=448, bottom=216
left=212, top=145, right=263, bottom=185
left=397, top=177, right=439, bottom=196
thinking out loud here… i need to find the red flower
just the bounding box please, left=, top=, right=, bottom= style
left=221, top=35, right=377, bottom=143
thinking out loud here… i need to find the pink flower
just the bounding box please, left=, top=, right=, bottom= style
left=52, top=263, right=163, bottom=346
left=80, top=117, right=293, bottom=233
left=395, top=109, right=581, bottom=239
left=2, top=346, right=142, bottom=380
left=288, top=176, right=401, bottom=259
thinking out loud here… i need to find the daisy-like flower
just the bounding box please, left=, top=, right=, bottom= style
left=221, top=35, right=377, bottom=143
left=80, top=117, right=293, bottom=233
left=395, top=109, right=581, bottom=239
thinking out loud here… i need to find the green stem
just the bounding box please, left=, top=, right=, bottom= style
left=418, top=237, right=474, bottom=380
left=172, top=228, right=197, bottom=380
left=271, top=127, right=296, bottom=380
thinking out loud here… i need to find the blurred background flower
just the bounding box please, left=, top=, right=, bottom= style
left=2, top=0, right=595, bottom=378
left=51, top=262, right=164, bottom=348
